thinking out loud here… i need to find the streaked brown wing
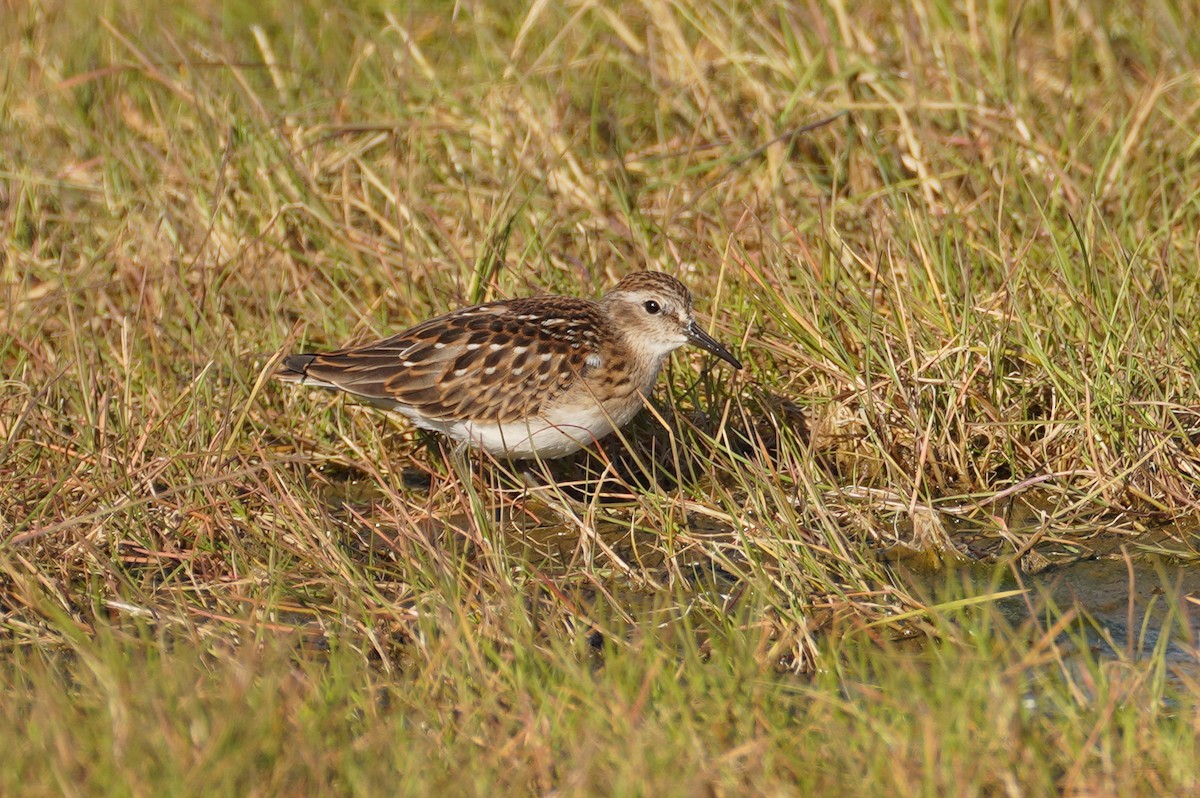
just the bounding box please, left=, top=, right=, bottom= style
left=283, top=297, right=608, bottom=424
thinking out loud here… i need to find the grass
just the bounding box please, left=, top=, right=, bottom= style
left=1, top=590, right=1197, bottom=796
left=2, top=0, right=1200, bottom=793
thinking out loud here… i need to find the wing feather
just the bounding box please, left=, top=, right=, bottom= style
left=279, top=298, right=609, bottom=424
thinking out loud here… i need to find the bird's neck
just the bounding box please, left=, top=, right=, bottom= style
left=612, top=333, right=670, bottom=395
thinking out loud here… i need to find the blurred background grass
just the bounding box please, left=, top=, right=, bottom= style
left=2, top=0, right=1200, bottom=793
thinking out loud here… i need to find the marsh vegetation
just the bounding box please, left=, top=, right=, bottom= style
left=2, top=1, right=1199, bottom=793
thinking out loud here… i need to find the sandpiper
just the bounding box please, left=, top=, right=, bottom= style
left=277, top=271, right=742, bottom=459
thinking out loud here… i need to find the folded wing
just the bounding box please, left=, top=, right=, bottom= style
left=278, top=298, right=607, bottom=424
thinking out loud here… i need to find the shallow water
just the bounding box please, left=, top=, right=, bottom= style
left=896, top=551, right=1200, bottom=670
left=1006, top=556, right=1198, bottom=663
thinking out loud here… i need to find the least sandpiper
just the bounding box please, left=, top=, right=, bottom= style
left=278, top=271, right=742, bottom=459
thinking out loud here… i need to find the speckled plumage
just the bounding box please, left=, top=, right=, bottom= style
left=277, top=271, right=742, bottom=459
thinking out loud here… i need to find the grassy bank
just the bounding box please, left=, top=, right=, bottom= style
left=2, top=595, right=1197, bottom=796
left=3, top=0, right=1199, bottom=792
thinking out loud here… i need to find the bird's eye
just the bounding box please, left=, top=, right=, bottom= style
left=643, top=300, right=661, bottom=315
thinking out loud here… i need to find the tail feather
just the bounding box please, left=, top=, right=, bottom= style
left=276, top=353, right=337, bottom=389
left=277, top=351, right=406, bottom=411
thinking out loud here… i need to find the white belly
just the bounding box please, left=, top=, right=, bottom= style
left=399, top=399, right=643, bottom=459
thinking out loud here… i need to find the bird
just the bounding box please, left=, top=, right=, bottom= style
left=277, top=271, right=742, bottom=460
